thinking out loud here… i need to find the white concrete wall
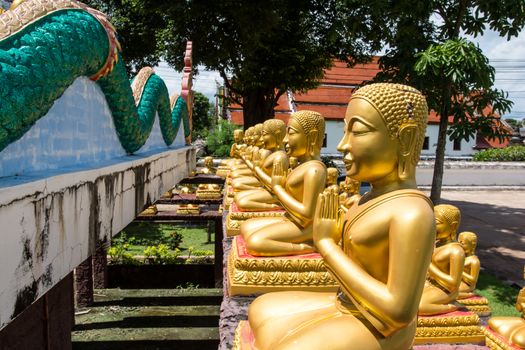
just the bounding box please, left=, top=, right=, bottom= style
left=0, top=77, right=186, bottom=178
left=322, top=120, right=345, bottom=154
left=0, top=146, right=196, bottom=330
left=421, top=124, right=477, bottom=157
left=321, top=121, right=477, bottom=157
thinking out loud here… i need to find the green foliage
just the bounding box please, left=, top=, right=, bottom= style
left=374, top=0, right=525, bottom=201
left=505, top=118, right=521, bottom=130
left=414, top=38, right=513, bottom=143
left=108, top=233, right=139, bottom=265
left=205, top=120, right=237, bottom=157
left=143, top=244, right=181, bottom=264
left=83, top=0, right=389, bottom=126
left=473, top=146, right=525, bottom=161
left=120, top=222, right=182, bottom=250
left=192, top=92, right=215, bottom=140
left=320, top=156, right=338, bottom=171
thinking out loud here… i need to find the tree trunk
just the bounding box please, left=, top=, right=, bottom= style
left=242, top=88, right=276, bottom=128
left=430, top=88, right=451, bottom=204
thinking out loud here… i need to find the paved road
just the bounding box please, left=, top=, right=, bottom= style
left=417, top=168, right=525, bottom=186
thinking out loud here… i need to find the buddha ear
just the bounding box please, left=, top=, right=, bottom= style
left=397, top=123, right=419, bottom=180
left=308, top=129, right=319, bottom=156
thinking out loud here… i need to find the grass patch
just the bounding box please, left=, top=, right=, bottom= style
left=475, top=270, right=521, bottom=317
left=114, top=221, right=214, bottom=256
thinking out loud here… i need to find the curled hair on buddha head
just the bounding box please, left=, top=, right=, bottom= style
left=350, top=83, right=429, bottom=164
left=290, top=110, right=325, bottom=153
left=263, top=119, right=287, bottom=144
left=253, top=123, right=263, bottom=136
left=434, top=204, right=461, bottom=239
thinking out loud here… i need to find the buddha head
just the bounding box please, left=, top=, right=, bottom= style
left=234, top=129, right=244, bottom=144
left=262, top=119, right=286, bottom=151
left=244, top=127, right=254, bottom=145
left=458, top=231, right=477, bottom=256
left=337, top=83, right=428, bottom=183
left=253, top=123, right=264, bottom=148
left=326, top=167, right=339, bottom=187
left=434, top=204, right=461, bottom=241
left=283, top=110, right=325, bottom=160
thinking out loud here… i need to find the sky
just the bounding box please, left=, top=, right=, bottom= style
left=155, top=30, right=525, bottom=122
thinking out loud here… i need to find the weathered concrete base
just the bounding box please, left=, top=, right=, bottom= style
left=75, top=257, right=94, bottom=308
left=0, top=273, right=74, bottom=350
left=0, top=146, right=196, bottom=330
left=93, top=245, right=108, bottom=289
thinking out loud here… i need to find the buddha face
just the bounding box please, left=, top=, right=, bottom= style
left=458, top=233, right=476, bottom=255
left=204, top=156, right=213, bottom=168
left=283, top=118, right=307, bottom=157
left=337, top=98, right=399, bottom=183
left=435, top=214, right=452, bottom=241
left=234, top=130, right=244, bottom=143
left=262, top=129, right=278, bottom=149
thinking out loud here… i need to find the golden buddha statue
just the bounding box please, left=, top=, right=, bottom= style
left=240, top=110, right=327, bottom=256
left=419, top=204, right=465, bottom=316
left=218, top=129, right=246, bottom=174
left=339, top=175, right=361, bottom=212
left=287, top=157, right=298, bottom=175
left=231, top=124, right=264, bottom=178
left=457, top=231, right=481, bottom=299
left=230, top=129, right=246, bottom=160
left=232, top=119, right=287, bottom=192
left=197, top=156, right=215, bottom=175
left=487, top=267, right=525, bottom=349
left=325, top=167, right=340, bottom=193
left=240, top=83, right=435, bottom=350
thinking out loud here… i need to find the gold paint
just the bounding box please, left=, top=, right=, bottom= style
left=239, top=111, right=327, bottom=256
left=195, top=183, right=222, bottom=200
left=140, top=205, right=157, bottom=216
left=232, top=119, right=286, bottom=192
left=197, top=156, right=216, bottom=175
left=487, top=267, right=525, bottom=349
left=244, top=83, right=435, bottom=350
left=419, top=204, right=465, bottom=316
left=484, top=326, right=521, bottom=350
left=339, top=175, right=361, bottom=212
left=227, top=236, right=338, bottom=296
left=176, top=204, right=200, bottom=215
left=457, top=231, right=481, bottom=299
left=415, top=312, right=484, bottom=344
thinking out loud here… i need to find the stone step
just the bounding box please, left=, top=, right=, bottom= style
left=72, top=288, right=221, bottom=350
left=72, top=327, right=219, bottom=350
left=91, top=288, right=223, bottom=306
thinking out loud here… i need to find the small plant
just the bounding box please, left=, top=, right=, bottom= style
left=108, top=234, right=138, bottom=265
left=473, top=145, right=525, bottom=161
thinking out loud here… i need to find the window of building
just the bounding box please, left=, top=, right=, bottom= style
left=453, top=139, right=461, bottom=151
left=322, top=133, right=327, bottom=148
left=423, top=136, right=429, bottom=150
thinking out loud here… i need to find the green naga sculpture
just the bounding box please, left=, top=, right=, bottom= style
left=0, top=0, right=192, bottom=153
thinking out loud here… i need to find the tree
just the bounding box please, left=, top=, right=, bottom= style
left=83, top=0, right=388, bottom=127
left=192, top=92, right=214, bottom=140
left=374, top=0, right=525, bottom=203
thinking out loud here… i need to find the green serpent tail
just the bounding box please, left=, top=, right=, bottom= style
left=0, top=2, right=190, bottom=153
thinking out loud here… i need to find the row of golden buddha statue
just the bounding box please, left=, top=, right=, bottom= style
left=214, top=83, right=519, bottom=349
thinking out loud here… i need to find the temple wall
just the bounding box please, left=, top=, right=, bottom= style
left=0, top=146, right=195, bottom=329
left=0, top=77, right=186, bottom=178
left=0, top=76, right=195, bottom=330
